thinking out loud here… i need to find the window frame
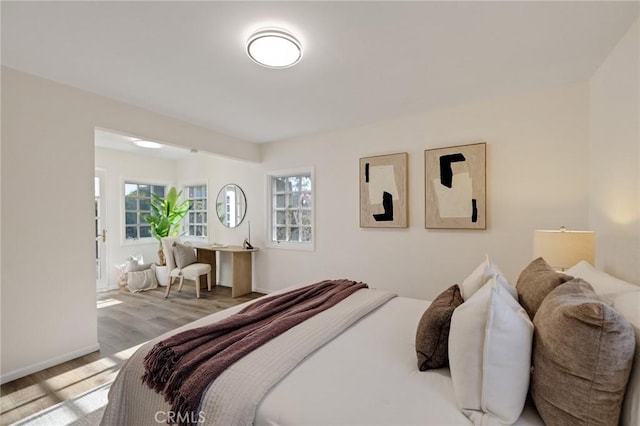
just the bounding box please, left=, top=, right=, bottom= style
left=266, top=167, right=315, bottom=251
left=121, top=178, right=171, bottom=246
left=182, top=181, right=209, bottom=242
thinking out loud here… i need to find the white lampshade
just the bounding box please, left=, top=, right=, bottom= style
left=533, top=228, right=595, bottom=271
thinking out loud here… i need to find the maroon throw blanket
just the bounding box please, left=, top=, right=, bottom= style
left=142, top=279, right=366, bottom=423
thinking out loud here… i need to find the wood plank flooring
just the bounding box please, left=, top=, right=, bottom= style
left=0, top=285, right=264, bottom=425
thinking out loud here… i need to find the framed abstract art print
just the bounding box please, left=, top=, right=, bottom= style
left=359, top=152, right=408, bottom=228
left=425, top=143, right=486, bottom=229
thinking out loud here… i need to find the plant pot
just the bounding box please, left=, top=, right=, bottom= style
left=154, top=265, right=170, bottom=287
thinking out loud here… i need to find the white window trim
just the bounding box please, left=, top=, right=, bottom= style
left=265, top=166, right=315, bottom=252
left=120, top=177, right=173, bottom=246
left=181, top=180, right=210, bottom=243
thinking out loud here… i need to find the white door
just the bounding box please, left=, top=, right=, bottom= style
left=95, top=170, right=108, bottom=290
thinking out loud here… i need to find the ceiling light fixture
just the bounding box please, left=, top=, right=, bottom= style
left=133, top=139, right=162, bottom=149
left=247, top=28, right=302, bottom=69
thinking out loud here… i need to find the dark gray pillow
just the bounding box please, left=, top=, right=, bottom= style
left=531, top=279, right=635, bottom=425
left=516, top=257, right=573, bottom=319
left=415, top=284, right=463, bottom=371
left=172, top=241, right=197, bottom=269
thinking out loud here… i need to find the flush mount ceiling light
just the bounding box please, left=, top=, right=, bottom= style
left=133, top=139, right=162, bottom=149
left=247, top=28, right=302, bottom=68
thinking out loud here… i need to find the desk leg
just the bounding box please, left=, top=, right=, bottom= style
left=196, top=249, right=217, bottom=290
left=231, top=252, right=252, bottom=298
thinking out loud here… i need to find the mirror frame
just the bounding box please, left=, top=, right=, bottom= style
left=216, top=184, right=247, bottom=228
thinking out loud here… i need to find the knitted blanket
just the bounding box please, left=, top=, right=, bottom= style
left=142, top=279, right=367, bottom=425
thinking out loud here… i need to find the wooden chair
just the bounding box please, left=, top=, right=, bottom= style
left=161, top=237, right=212, bottom=298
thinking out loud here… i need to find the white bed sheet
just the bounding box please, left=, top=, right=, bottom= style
left=256, top=297, right=543, bottom=426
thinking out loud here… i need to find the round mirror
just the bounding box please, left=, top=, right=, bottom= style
left=216, top=184, right=247, bottom=228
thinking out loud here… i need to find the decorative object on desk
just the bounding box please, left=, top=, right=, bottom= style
left=359, top=152, right=408, bottom=228
left=533, top=226, right=595, bottom=271
left=144, top=187, right=191, bottom=265
left=243, top=220, right=253, bottom=249
left=425, top=142, right=486, bottom=229
left=216, top=184, right=247, bottom=228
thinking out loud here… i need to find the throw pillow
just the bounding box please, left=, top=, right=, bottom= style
left=137, top=262, right=153, bottom=271
left=415, top=284, right=463, bottom=371
left=449, top=275, right=533, bottom=425
left=567, top=260, right=639, bottom=295
left=613, top=290, right=640, bottom=426
left=124, top=258, right=140, bottom=273
left=122, top=256, right=152, bottom=273
left=460, top=254, right=503, bottom=300
left=173, top=241, right=197, bottom=269
left=516, top=257, right=573, bottom=319
left=565, top=262, right=640, bottom=426
left=531, top=279, right=635, bottom=426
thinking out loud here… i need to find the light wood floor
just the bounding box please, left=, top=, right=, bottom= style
left=0, top=285, right=264, bottom=425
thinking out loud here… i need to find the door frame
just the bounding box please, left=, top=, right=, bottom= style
left=95, top=168, right=108, bottom=291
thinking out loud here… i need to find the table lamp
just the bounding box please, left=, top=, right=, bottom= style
left=533, top=226, right=595, bottom=271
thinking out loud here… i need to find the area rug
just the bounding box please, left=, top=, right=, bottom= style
left=11, top=381, right=111, bottom=426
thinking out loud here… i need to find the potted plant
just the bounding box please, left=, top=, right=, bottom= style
left=144, top=187, right=191, bottom=284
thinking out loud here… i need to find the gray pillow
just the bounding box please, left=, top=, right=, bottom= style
left=172, top=241, right=197, bottom=269
left=516, top=257, right=573, bottom=319
left=531, top=279, right=635, bottom=425
left=415, top=284, right=463, bottom=371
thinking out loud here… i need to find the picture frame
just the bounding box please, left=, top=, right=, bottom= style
left=424, top=142, right=486, bottom=229
left=359, top=152, right=408, bottom=228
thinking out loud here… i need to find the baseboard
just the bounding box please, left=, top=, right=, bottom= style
left=0, top=342, right=101, bottom=385
left=253, top=286, right=273, bottom=294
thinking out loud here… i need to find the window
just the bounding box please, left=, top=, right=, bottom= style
left=268, top=169, right=314, bottom=249
left=184, top=184, right=208, bottom=239
left=124, top=182, right=166, bottom=240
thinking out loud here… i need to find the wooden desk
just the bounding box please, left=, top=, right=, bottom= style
left=195, top=245, right=259, bottom=298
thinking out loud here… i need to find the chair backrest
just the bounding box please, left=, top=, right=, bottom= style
left=161, top=237, right=181, bottom=271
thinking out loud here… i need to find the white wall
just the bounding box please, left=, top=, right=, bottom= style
left=95, top=147, right=178, bottom=288
left=176, top=154, right=264, bottom=288
left=589, top=18, right=640, bottom=284
left=260, top=83, right=590, bottom=299
left=0, top=67, right=259, bottom=382
left=1, top=69, right=97, bottom=382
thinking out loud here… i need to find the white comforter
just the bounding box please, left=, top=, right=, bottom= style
left=256, top=297, right=543, bottom=426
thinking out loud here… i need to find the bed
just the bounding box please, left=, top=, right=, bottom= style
left=100, top=260, right=640, bottom=426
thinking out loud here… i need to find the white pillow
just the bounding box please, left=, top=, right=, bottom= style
left=124, top=258, right=140, bottom=273
left=449, top=275, right=533, bottom=425
left=460, top=254, right=504, bottom=300
left=567, top=260, right=639, bottom=295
